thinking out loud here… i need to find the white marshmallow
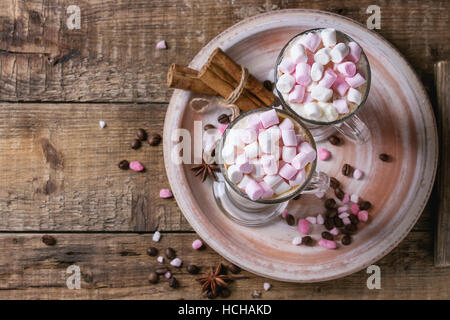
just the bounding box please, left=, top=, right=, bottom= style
left=320, top=102, right=339, bottom=122
left=226, top=129, right=244, bottom=148
left=273, top=180, right=291, bottom=195
left=221, top=143, right=236, bottom=165
left=311, top=63, right=324, bottom=82
left=227, top=165, right=243, bottom=183
left=237, top=175, right=252, bottom=189
left=244, top=141, right=259, bottom=159
left=258, top=129, right=281, bottom=155
left=330, top=43, right=349, bottom=63
left=276, top=73, right=296, bottom=93
left=289, top=170, right=306, bottom=186
left=251, top=159, right=265, bottom=180
left=282, top=146, right=297, bottom=163
left=311, top=86, right=333, bottom=102
left=314, top=48, right=331, bottom=65
left=347, top=88, right=362, bottom=105
left=307, top=81, right=319, bottom=92
left=321, top=28, right=337, bottom=47
left=289, top=42, right=307, bottom=63
left=261, top=155, right=279, bottom=175
left=263, top=175, right=282, bottom=188
left=304, top=102, right=322, bottom=119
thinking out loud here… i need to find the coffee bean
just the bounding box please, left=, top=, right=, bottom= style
left=131, top=139, right=141, bottom=149
left=344, top=224, right=357, bottom=234
left=146, top=247, right=158, bottom=256
left=328, top=135, right=341, bottom=145
left=334, top=216, right=344, bottom=228
left=327, top=208, right=338, bottom=218
left=324, top=198, right=336, bottom=209
left=155, top=267, right=169, bottom=275
left=228, top=263, right=241, bottom=274
left=330, top=177, right=340, bottom=189
left=136, top=128, right=147, bottom=141
left=324, top=217, right=334, bottom=230
left=342, top=164, right=354, bottom=176
left=118, top=160, right=129, bottom=170
left=168, top=277, right=179, bottom=288
left=341, top=235, right=352, bottom=245
left=42, top=235, right=56, bottom=246
left=165, top=247, right=176, bottom=259
left=321, top=231, right=334, bottom=241
left=220, top=287, right=231, bottom=298
left=218, top=114, right=230, bottom=124
left=349, top=214, right=359, bottom=225
left=148, top=133, right=162, bottom=146
left=379, top=153, right=390, bottom=162
left=334, top=188, right=345, bottom=200
left=302, top=236, right=313, bottom=246
left=293, top=194, right=301, bottom=200
left=148, top=272, right=159, bottom=284
left=204, top=124, right=215, bottom=131
left=359, top=201, right=372, bottom=210
left=263, top=80, right=273, bottom=91
left=286, top=214, right=296, bottom=226
left=187, top=264, right=200, bottom=274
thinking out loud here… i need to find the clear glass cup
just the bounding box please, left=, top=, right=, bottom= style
left=274, top=28, right=371, bottom=144
left=213, top=108, right=330, bottom=226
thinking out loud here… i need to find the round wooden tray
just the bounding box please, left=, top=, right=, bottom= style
left=163, top=10, right=438, bottom=282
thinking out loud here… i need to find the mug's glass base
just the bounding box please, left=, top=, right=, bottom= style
left=305, top=124, right=337, bottom=142
left=212, top=180, right=288, bottom=227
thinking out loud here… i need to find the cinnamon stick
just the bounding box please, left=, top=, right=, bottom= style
left=167, top=63, right=217, bottom=95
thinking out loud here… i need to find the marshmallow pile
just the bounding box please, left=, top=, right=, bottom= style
left=222, top=109, right=316, bottom=201
left=276, top=29, right=367, bottom=122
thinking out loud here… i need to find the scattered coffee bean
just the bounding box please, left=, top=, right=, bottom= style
left=359, top=201, right=372, bottom=211
left=263, top=80, right=273, bottom=91
left=218, top=114, right=230, bottom=124
left=327, top=208, right=338, bottom=218
left=148, top=133, right=162, bottom=146
left=379, top=153, right=390, bottom=162
left=321, top=231, right=334, bottom=241
left=165, top=247, right=176, bottom=259
left=148, top=272, right=159, bottom=284
left=286, top=214, right=296, bottom=226
left=324, top=217, right=334, bottom=230
left=220, top=287, right=231, bottom=298
left=349, top=214, right=359, bottom=225
left=204, top=124, right=215, bottom=131
left=341, top=235, right=352, bottom=245
left=324, top=198, right=336, bottom=209
left=118, top=160, right=129, bottom=170
left=302, top=236, right=313, bottom=246
left=334, top=216, right=344, bottom=228
left=187, top=264, right=200, bottom=274
left=136, top=128, right=147, bottom=141
left=251, top=290, right=262, bottom=298
left=168, top=277, right=179, bottom=288
left=42, top=235, right=56, bottom=246
left=146, top=247, right=158, bottom=256
left=131, top=139, right=141, bottom=149
left=293, top=194, right=301, bottom=200
left=330, top=177, right=340, bottom=189
left=155, top=267, right=169, bottom=275
left=228, top=263, right=241, bottom=274
left=334, top=188, right=345, bottom=200
left=344, top=224, right=357, bottom=234
left=328, top=135, right=341, bottom=145
left=342, top=163, right=354, bottom=176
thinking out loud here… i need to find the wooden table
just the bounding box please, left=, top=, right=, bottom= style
left=0, top=0, right=449, bottom=299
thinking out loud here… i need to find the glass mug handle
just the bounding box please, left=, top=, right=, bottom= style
left=300, top=171, right=330, bottom=195
left=334, top=114, right=371, bottom=144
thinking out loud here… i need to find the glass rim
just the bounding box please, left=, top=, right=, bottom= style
left=274, top=28, right=372, bottom=126
left=217, top=107, right=318, bottom=204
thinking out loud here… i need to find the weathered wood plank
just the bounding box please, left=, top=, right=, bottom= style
left=0, top=231, right=448, bottom=299
left=435, top=61, right=450, bottom=267
left=0, top=0, right=448, bottom=102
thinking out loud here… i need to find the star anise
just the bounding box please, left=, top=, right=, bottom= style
left=190, top=160, right=220, bottom=182
left=196, top=263, right=232, bottom=297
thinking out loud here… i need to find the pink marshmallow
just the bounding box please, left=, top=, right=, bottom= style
left=288, top=85, right=306, bottom=103
left=358, top=210, right=369, bottom=222
left=318, top=148, right=331, bottom=161
left=259, top=181, right=274, bottom=199
left=282, top=146, right=297, bottom=163
left=261, top=155, right=278, bottom=175
left=338, top=206, right=348, bottom=213
left=347, top=42, right=361, bottom=63
left=342, top=193, right=350, bottom=204
left=303, top=92, right=314, bottom=103
left=332, top=77, right=350, bottom=96
left=318, top=239, right=337, bottom=249
left=281, top=129, right=297, bottom=147
left=296, top=134, right=305, bottom=145
left=353, top=169, right=363, bottom=180
left=159, top=188, right=173, bottom=198
left=245, top=179, right=264, bottom=200
left=218, top=124, right=229, bottom=135
left=346, top=73, right=366, bottom=88
left=333, top=99, right=349, bottom=114
left=351, top=203, right=360, bottom=214
left=279, top=118, right=294, bottom=130
left=336, top=61, right=356, bottom=77
left=339, top=212, right=350, bottom=219
left=192, top=239, right=203, bottom=250
left=156, top=40, right=167, bottom=49
left=295, top=63, right=312, bottom=86
left=241, top=128, right=258, bottom=144
left=298, top=219, right=310, bottom=235
left=318, top=68, right=338, bottom=89
left=330, top=227, right=339, bottom=236
left=289, top=170, right=306, bottom=186
left=130, top=161, right=144, bottom=172
left=343, top=217, right=351, bottom=225
left=278, top=57, right=296, bottom=74
left=246, top=114, right=263, bottom=130
left=236, top=154, right=253, bottom=174
left=279, top=163, right=297, bottom=180
left=297, top=141, right=315, bottom=154
left=260, top=109, right=279, bottom=128
left=292, top=142, right=316, bottom=170
left=301, top=33, right=321, bottom=52
left=306, top=216, right=317, bottom=224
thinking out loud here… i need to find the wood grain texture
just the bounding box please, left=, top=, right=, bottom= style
left=0, top=232, right=448, bottom=299
left=0, top=0, right=449, bottom=102
left=435, top=61, right=450, bottom=267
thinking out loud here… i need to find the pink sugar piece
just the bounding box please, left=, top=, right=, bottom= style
left=358, top=210, right=369, bottom=222
left=317, top=214, right=325, bottom=225
left=159, top=188, right=173, bottom=198
left=130, top=161, right=144, bottom=172
left=342, top=193, right=350, bottom=204
left=351, top=203, right=360, bottom=214
left=330, top=227, right=339, bottom=236
left=318, top=239, right=337, bottom=249
left=156, top=40, right=167, bottom=49
left=315, top=192, right=325, bottom=199
left=192, top=239, right=203, bottom=250
left=339, top=212, right=350, bottom=219
left=281, top=209, right=289, bottom=219
left=350, top=194, right=359, bottom=203
left=306, top=216, right=317, bottom=224
left=343, top=217, right=351, bottom=225
left=298, top=219, right=310, bottom=235
left=353, top=169, right=363, bottom=180
left=164, top=271, right=172, bottom=279
left=218, top=124, right=229, bottom=135
left=318, top=148, right=331, bottom=161
left=338, top=206, right=348, bottom=213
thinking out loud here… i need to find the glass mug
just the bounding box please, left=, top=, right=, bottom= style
left=213, top=108, right=329, bottom=226
left=274, top=28, right=371, bottom=144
